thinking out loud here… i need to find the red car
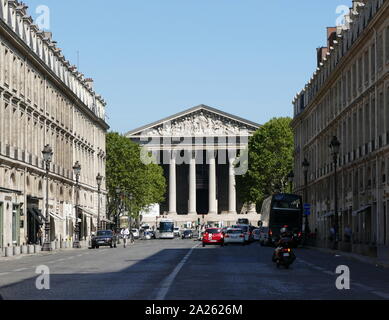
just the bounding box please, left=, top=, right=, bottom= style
left=202, top=228, right=224, bottom=247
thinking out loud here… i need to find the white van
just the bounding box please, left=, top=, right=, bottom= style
left=173, top=227, right=181, bottom=237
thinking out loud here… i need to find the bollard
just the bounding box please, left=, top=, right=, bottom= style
left=5, top=247, right=13, bottom=257
left=21, top=245, right=28, bottom=254
left=13, top=246, right=21, bottom=256
left=28, top=245, right=35, bottom=254
left=34, top=245, right=41, bottom=253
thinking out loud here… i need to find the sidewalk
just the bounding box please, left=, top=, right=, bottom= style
left=305, top=245, right=389, bottom=268
left=0, top=241, right=91, bottom=262
left=0, top=246, right=90, bottom=262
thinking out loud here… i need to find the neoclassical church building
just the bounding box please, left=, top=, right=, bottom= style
left=126, top=105, right=261, bottom=228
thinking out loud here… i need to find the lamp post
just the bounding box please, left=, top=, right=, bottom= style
left=96, top=173, right=103, bottom=231
left=42, top=145, right=53, bottom=252
left=287, top=170, right=294, bottom=193
left=73, top=161, right=81, bottom=249
left=302, top=158, right=311, bottom=242
left=128, top=193, right=133, bottom=240
left=330, top=136, right=341, bottom=250
left=115, top=187, right=122, bottom=236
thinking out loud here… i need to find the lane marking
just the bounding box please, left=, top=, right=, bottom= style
left=14, top=268, right=28, bottom=272
left=154, top=244, right=199, bottom=300
left=0, top=273, right=10, bottom=276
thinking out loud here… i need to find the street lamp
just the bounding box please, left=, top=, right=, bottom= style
left=73, top=161, right=81, bottom=249
left=42, top=145, right=53, bottom=252
left=287, top=170, right=294, bottom=193
left=329, top=136, right=341, bottom=250
left=302, top=158, right=311, bottom=243
left=96, top=173, right=103, bottom=231
left=115, top=187, right=122, bottom=234
left=128, top=192, right=133, bottom=239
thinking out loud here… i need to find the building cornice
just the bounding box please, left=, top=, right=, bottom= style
left=292, top=0, right=388, bottom=126
left=0, top=19, right=109, bottom=131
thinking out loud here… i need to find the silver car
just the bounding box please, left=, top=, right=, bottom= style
left=224, top=228, right=245, bottom=246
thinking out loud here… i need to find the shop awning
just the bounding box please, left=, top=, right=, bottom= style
left=32, top=208, right=46, bottom=221
left=28, top=208, right=44, bottom=225
left=80, top=208, right=95, bottom=218
left=352, top=205, right=371, bottom=217
left=50, top=211, right=65, bottom=221
left=101, top=218, right=115, bottom=223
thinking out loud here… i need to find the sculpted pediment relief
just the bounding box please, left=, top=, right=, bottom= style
left=141, top=110, right=253, bottom=137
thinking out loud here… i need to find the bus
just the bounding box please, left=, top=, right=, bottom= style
left=156, top=219, right=175, bottom=239
left=260, top=193, right=303, bottom=246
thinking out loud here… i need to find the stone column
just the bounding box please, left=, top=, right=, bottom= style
left=208, top=151, right=217, bottom=214
left=169, top=151, right=177, bottom=214
left=228, top=157, right=237, bottom=214
left=188, top=153, right=197, bottom=215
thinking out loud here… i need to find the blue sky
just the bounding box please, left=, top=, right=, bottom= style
left=25, top=0, right=350, bottom=133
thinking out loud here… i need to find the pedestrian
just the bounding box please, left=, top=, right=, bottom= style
left=37, top=227, right=43, bottom=246
left=121, top=227, right=130, bottom=248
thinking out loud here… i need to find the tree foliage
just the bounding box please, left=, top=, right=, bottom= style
left=106, top=132, right=166, bottom=222
left=236, top=117, right=294, bottom=207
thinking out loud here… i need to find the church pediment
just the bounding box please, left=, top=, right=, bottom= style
left=126, top=105, right=260, bottom=137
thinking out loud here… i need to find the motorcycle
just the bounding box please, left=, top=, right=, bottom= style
left=272, top=246, right=296, bottom=269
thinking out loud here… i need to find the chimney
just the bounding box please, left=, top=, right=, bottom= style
left=327, top=27, right=337, bottom=48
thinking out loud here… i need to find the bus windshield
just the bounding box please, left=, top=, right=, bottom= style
left=159, top=222, right=174, bottom=232
left=272, top=194, right=302, bottom=210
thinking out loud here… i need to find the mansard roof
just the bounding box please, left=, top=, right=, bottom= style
left=125, top=104, right=261, bottom=137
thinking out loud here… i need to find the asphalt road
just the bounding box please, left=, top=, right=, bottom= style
left=0, top=239, right=388, bottom=300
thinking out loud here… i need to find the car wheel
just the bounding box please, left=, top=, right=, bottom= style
left=96, top=246, right=99, bottom=249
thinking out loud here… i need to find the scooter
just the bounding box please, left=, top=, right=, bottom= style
left=272, top=246, right=296, bottom=269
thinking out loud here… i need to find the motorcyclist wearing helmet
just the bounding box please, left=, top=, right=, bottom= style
left=273, top=226, right=294, bottom=262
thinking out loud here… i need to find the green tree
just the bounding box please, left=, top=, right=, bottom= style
left=236, top=117, right=294, bottom=207
left=106, top=132, right=166, bottom=226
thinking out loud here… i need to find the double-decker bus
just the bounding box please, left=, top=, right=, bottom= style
left=260, top=193, right=303, bottom=246
left=156, top=219, right=175, bottom=239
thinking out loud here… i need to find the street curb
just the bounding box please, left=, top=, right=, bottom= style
left=0, top=246, right=90, bottom=262
left=304, top=246, right=389, bottom=268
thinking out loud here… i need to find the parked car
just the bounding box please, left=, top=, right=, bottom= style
left=202, top=228, right=224, bottom=247
left=91, top=230, right=117, bottom=249
left=132, top=228, right=140, bottom=239
left=224, top=228, right=245, bottom=246
left=174, top=227, right=181, bottom=238
left=182, top=230, right=193, bottom=239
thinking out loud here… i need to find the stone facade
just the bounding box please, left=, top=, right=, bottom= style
left=292, top=0, right=389, bottom=259
left=0, top=0, right=109, bottom=248
left=126, top=105, right=260, bottom=229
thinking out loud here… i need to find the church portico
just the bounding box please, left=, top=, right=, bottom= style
left=126, top=105, right=261, bottom=228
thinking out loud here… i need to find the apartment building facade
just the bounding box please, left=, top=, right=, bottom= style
left=292, top=0, right=389, bottom=258
left=0, top=0, right=109, bottom=248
